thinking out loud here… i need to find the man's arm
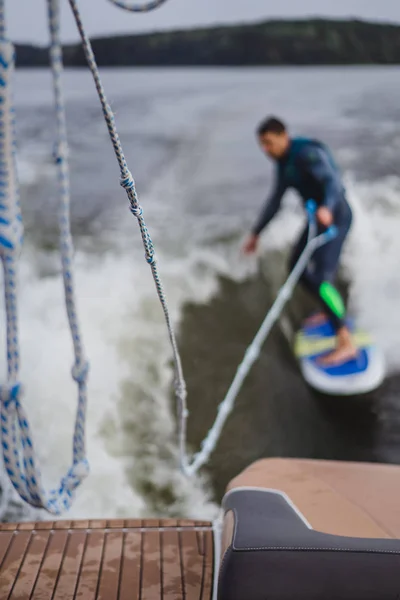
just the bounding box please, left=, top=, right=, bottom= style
left=252, top=171, right=287, bottom=236
left=299, top=144, right=343, bottom=212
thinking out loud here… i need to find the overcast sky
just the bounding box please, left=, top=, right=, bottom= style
left=7, top=0, right=400, bottom=44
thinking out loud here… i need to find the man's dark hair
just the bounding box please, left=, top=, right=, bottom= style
left=257, top=117, right=286, bottom=137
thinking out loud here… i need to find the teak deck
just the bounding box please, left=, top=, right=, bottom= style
left=3, top=457, right=400, bottom=598
left=0, top=519, right=214, bottom=599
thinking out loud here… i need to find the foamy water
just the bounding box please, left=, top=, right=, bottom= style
left=1, top=67, right=400, bottom=521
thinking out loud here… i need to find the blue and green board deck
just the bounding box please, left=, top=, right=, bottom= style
left=294, top=318, right=386, bottom=395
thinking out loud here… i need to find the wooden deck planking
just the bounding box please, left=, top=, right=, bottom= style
left=0, top=519, right=214, bottom=599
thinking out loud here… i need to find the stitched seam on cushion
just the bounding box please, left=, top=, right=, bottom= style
left=228, top=491, right=400, bottom=555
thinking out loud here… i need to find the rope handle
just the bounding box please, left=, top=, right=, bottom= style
left=306, top=199, right=338, bottom=240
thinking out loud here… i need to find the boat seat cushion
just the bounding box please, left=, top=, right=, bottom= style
left=218, top=488, right=400, bottom=600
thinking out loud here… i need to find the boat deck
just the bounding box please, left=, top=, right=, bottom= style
left=2, top=457, right=400, bottom=598
left=0, top=518, right=214, bottom=599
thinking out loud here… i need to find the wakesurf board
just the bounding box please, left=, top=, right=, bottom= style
left=294, top=318, right=385, bottom=395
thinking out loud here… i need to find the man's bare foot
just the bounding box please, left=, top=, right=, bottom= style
left=318, top=326, right=358, bottom=366
left=304, top=312, right=328, bottom=327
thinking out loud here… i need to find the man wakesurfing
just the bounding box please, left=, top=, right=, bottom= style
left=243, top=116, right=355, bottom=366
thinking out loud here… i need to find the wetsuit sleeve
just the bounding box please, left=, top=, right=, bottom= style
left=252, top=170, right=287, bottom=235
left=299, top=146, right=343, bottom=211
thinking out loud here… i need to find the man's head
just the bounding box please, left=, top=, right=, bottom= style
left=257, top=116, right=290, bottom=160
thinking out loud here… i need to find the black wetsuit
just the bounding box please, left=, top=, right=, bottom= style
left=252, top=137, right=353, bottom=331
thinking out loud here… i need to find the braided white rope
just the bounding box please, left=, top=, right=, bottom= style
left=185, top=217, right=337, bottom=475
left=68, top=0, right=189, bottom=472
left=0, top=32, right=29, bottom=502
left=0, top=0, right=89, bottom=515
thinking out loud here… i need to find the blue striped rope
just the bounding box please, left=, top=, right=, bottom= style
left=107, top=0, right=168, bottom=12
left=0, top=26, right=31, bottom=504
left=0, top=0, right=89, bottom=515
left=46, top=0, right=90, bottom=502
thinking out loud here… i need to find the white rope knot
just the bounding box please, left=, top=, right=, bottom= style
left=146, top=253, right=155, bottom=265
left=71, top=359, right=89, bottom=384
left=130, top=204, right=143, bottom=218
left=60, top=459, right=90, bottom=494
left=120, top=172, right=135, bottom=190
left=0, top=382, right=22, bottom=408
